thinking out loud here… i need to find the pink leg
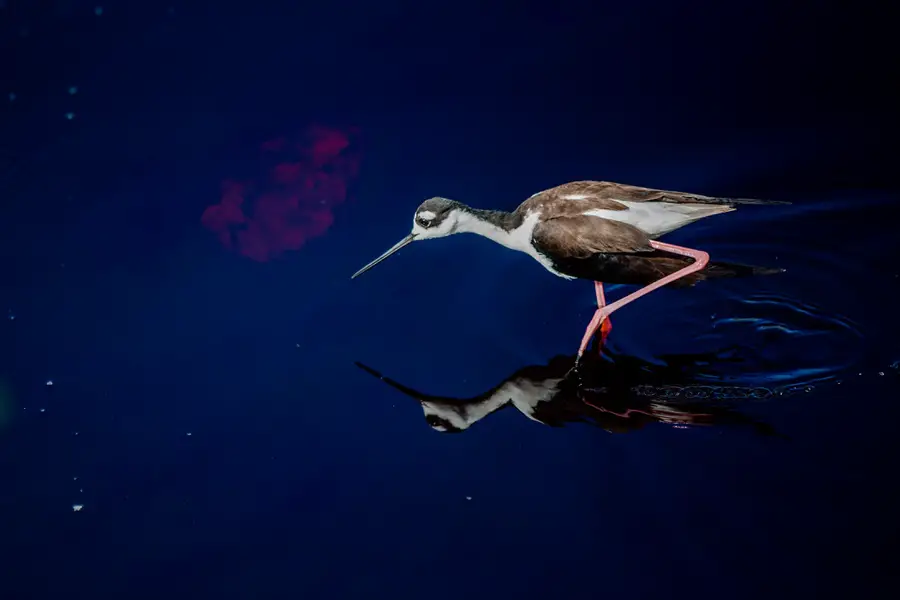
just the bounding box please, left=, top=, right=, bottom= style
left=577, top=241, right=710, bottom=357
left=594, top=281, right=612, bottom=352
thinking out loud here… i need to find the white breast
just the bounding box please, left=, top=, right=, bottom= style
left=513, top=212, right=577, bottom=279
left=584, top=200, right=734, bottom=238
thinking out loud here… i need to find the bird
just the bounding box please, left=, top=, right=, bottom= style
left=351, top=180, right=789, bottom=356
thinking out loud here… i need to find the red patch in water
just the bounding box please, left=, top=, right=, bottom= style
left=201, top=125, right=361, bottom=261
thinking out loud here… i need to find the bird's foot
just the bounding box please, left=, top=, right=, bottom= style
left=597, top=317, right=612, bottom=353
left=578, top=309, right=612, bottom=358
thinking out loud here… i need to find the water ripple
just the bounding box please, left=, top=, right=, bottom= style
left=694, top=293, right=865, bottom=385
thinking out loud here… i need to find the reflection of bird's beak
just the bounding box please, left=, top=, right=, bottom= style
left=351, top=233, right=417, bottom=279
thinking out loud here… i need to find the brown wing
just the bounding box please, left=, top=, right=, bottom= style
left=531, top=214, right=654, bottom=259
left=519, top=181, right=629, bottom=219
left=576, top=181, right=728, bottom=204
left=521, top=180, right=775, bottom=219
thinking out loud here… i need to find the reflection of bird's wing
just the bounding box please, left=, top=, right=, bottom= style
left=355, top=361, right=567, bottom=430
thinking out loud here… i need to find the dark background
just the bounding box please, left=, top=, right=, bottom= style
left=2, top=1, right=898, bottom=599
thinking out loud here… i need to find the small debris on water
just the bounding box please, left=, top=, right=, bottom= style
left=72, top=504, right=84, bottom=512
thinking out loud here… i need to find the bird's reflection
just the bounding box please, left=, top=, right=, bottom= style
left=356, top=347, right=796, bottom=436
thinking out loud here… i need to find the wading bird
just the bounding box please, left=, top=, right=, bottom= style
left=352, top=180, right=786, bottom=356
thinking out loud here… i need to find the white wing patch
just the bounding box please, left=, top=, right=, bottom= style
left=584, top=200, right=734, bottom=238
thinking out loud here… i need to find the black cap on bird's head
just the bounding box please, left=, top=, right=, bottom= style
left=351, top=197, right=465, bottom=279
left=412, top=197, right=462, bottom=232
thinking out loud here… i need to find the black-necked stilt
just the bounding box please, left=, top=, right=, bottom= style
left=352, top=180, right=788, bottom=356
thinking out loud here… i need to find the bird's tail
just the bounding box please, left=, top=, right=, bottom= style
left=703, top=260, right=786, bottom=279
left=718, top=197, right=791, bottom=205
left=685, top=194, right=792, bottom=206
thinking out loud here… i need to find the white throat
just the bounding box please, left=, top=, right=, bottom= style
left=455, top=210, right=572, bottom=279
left=455, top=210, right=539, bottom=252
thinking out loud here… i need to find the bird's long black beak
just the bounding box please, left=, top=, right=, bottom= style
left=351, top=233, right=417, bottom=279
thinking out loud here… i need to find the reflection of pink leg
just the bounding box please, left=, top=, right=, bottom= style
left=594, top=282, right=612, bottom=352
left=577, top=241, right=710, bottom=357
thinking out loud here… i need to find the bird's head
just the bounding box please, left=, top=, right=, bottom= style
left=351, top=197, right=465, bottom=279
left=410, top=197, right=464, bottom=240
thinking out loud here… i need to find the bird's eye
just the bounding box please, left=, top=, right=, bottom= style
left=417, top=216, right=431, bottom=227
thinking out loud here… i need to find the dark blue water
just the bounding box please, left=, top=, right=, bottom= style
left=2, top=2, right=898, bottom=599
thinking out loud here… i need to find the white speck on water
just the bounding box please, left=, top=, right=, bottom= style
left=65, top=112, right=74, bottom=120
left=465, top=496, right=472, bottom=501
left=40, top=408, right=45, bottom=413
left=878, top=371, right=884, bottom=376
left=72, top=504, right=84, bottom=512
left=186, top=432, right=192, bottom=436
left=74, top=432, right=79, bottom=436
left=73, top=477, right=78, bottom=481
left=7, top=309, right=14, bottom=320
left=46, top=379, right=54, bottom=386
